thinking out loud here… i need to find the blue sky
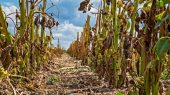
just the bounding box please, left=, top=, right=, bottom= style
left=0, top=0, right=100, bottom=49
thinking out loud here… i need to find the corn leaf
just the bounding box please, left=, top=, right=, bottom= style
left=162, top=0, right=170, bottom=4
left=154, top=37, right=170, bottom=60
left=155, top=11, right=166, bottom=21
left=0, top=5, right=12, bottom=44
left=116, top=92, right=124, bottom=95
left=154, top=15, right=170, bottom=29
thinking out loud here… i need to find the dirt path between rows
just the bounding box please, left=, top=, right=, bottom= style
left=1, top=54, right=169, bottom=95
left=33, top=53, right=118, bottom=95
left=0, top=53, right=127, bottom=95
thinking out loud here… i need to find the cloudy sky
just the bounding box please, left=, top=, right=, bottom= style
left=0, top=0, right=100, bottom=49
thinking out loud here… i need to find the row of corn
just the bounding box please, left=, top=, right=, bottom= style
left=0, top=0, right=59, bottom=77
left=68, top=0, right=170, bottom=94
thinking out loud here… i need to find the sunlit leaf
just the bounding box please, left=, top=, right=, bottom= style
left=157, top=0, right=170, bottom=7
left=143, top=1, right=152, bottom=12
left=116, top=92, right=124, bottom=95
left=127, top=20, right=130, bottom=30
left=0, top=68, right=10, bottom=78
left=163, top=0, right=170, bottom=4
left=0, top=34, right=5, bottom=40
left=154, top=37, right=170, bottom=60
left=154, top=15, right=170, bottom=29
left=155, top=11, right=166, bottom=21
left=0, top=5, right=12, bottom=44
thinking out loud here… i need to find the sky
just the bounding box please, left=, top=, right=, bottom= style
left=0, top=0, right=100, bottom=49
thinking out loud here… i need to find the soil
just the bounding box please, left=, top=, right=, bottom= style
left=0, top=53, right=129, bottom=95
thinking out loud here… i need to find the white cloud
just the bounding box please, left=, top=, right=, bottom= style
left=1, top=1, right=96, bottom=49
left=2, top=5, right=18, bottom=17
left=1, top=4, right=83, bottom=49
left=51, top=21, right=83, bottom=49
left=57, top=21, right=83, bottom=33
left=89, top=7, right=98, bottom=13
left=91, top=0, right=101, bottom=3
left=53, top=33, right=63, bottom=37
left=2, top=5, right=18, bottom=24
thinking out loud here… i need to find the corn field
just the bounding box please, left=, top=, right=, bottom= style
left=0, top=0, right=62, bottom=78
left=68, top=0, right=170, bottom=94
left=1, top=0, right=170, bottom=95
